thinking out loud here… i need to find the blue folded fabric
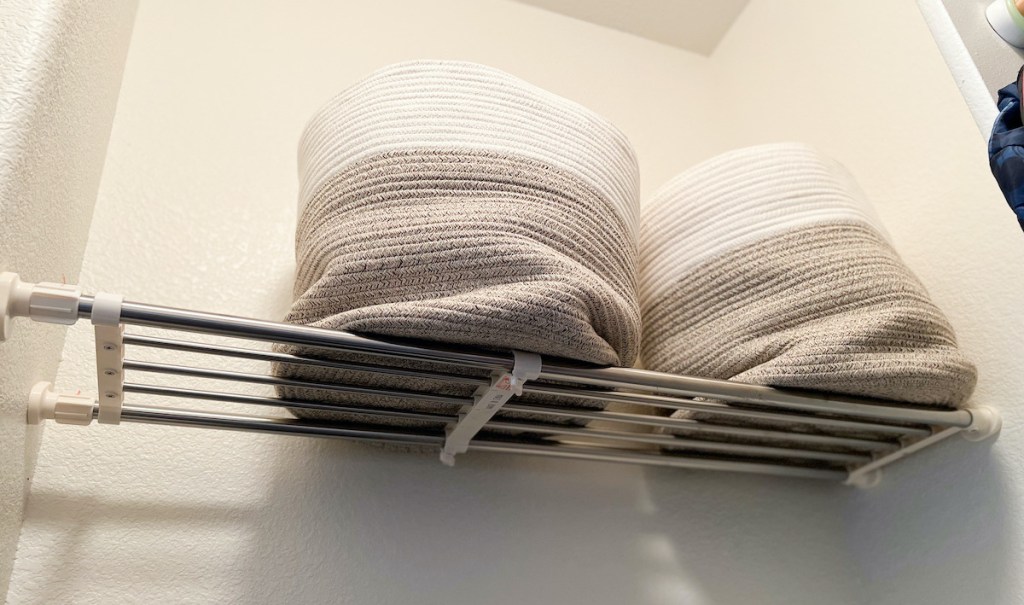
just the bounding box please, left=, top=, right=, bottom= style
left=989, top=66, right=1024, bottom=232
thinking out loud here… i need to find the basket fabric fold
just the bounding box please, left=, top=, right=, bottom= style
left=274, top=61, right=641, bottom=430
left=639, top=143, right=977, bottom=433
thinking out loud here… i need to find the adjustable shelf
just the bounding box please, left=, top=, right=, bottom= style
left=1, top=272, right=1001, bottom=487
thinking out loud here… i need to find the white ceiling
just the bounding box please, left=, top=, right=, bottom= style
left=514, top=0, right=750, bottom=55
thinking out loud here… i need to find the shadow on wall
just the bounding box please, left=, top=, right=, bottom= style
left=231, top=428, right=1011, bottom=605
left=843, top=437, right=1012, bottom=604
left=232, top=436, right=863, bottom=605
left=639, top=468, right=859, bottom=605
left=235, top=440, right=664, bottom=605
left=13, top=422, right=1009, bottom=605
left=14, top=491, right=258, bottom=604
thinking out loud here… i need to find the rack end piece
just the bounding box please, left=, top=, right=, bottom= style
left=845, top=468, right=882, bottom=489
left=0, top=272, right=81, bottom=341
left=27, top=381, right=95, bottom=426
left=962, top=406, right=1001, bottom=442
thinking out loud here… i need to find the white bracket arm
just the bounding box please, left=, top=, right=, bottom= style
left=92, top=292, right=125, bottom=424
left=845, top=405, right=1002, bottom=489
left=440, top=350, right=542, bottom=466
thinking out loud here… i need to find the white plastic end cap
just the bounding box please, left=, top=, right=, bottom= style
left=0, top=273, right=81, bottom=338
left=962, top=406, right=1002, bottom=442
left=27, top=381, right=94, bottom=426
left=845, top=469, right=882, bottom=489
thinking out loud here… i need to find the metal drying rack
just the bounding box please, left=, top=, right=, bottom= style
left=1, top=272, right=1001, bottom=487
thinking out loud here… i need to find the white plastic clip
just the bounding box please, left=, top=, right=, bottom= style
left=27, top=382, right=95, bottom=426
left=440, top=350, right=542, bottom=466
left=92, top=292, right=125, bottom=424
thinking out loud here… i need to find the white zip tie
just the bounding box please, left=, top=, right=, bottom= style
left=440, top=350, right=542, bottom=466
left=92, top=292, right=124, bottom=424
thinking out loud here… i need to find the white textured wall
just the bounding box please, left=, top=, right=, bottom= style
left=0, top=0, right=136, bottom=598
left=6, top=1, right=1022, bottom=604
left=711, top=2, right=1024, bottom=603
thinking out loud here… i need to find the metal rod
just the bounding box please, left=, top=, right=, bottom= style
left=92, top=298, right=508, bottom=369
left=483, top=421, right=871, bottom=464
left=499, top=402, right=899, bottom=452
left=122, top=383, right=868, bottom=464
left=122, top=383, right=894, bottom=452
left=123, top=383, right=453, bottom=423
left=123, top=334, right=484, bottom=385
left=118, top=404, right=444, bottom=445
left=78, top=296, right=975, bottom=427
left=121, top=337, right=930, bottom=437
left=120, top=364, right=900, bottom=452
left=466, top=442, right=847, bottom=480
left=533, top=365, right=974, bottom=427
left=522, top=382, right=930, bottom=437
left=114, top=403, right=847, bottom=480
left=122, top=360, right=471, bottom=406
